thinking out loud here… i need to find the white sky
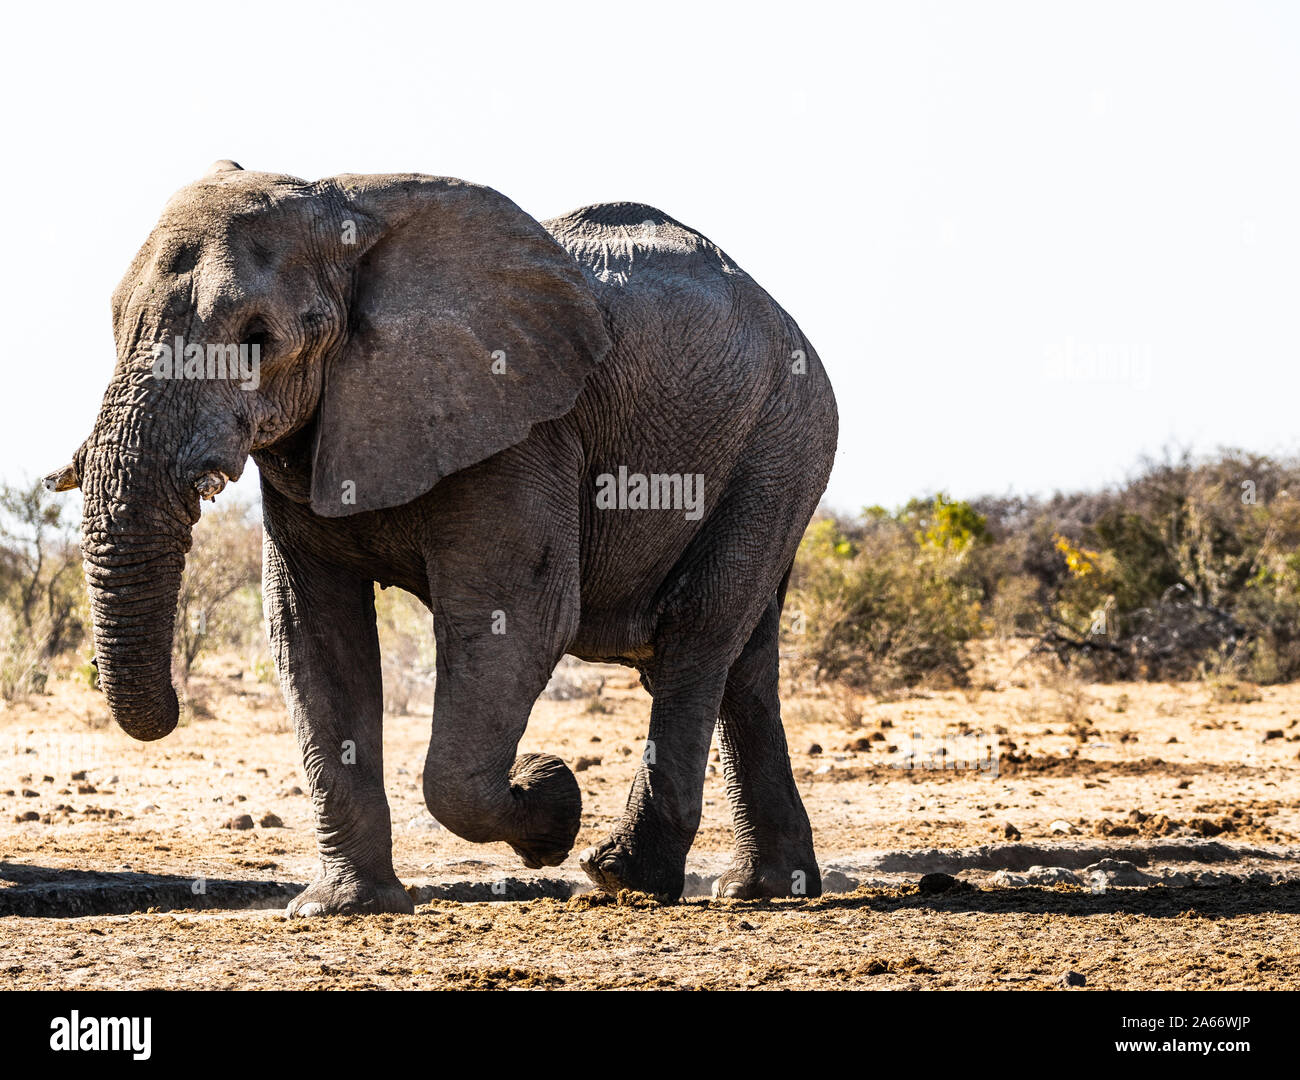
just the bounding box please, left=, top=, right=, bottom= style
left=3, top=0, right=1297, bottom=514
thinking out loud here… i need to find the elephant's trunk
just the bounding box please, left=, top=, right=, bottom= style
left=79, top=382, right=198, bottom=742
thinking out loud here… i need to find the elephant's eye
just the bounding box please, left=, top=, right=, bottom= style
left=243, top=321, right=273, bottom=353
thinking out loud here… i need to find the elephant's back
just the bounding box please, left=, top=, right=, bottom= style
left=545, top=205, right=837, bottom=657
left=546, top=201, right=835, bottom=475
left=543, top=202, right=745, bottom=288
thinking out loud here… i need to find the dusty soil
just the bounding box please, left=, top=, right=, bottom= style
left=2, top=650, right=1298, bottom=989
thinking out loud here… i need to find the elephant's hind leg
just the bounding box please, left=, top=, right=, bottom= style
left=579, top=472, right=812, bottom=899
left=578, top=647, right=729, bottom=899
left=712, top=595, right=821, bottom=899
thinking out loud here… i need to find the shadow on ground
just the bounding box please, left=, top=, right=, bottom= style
left=4, top=860, right=1297, bottom=921
left=733, top=880, right=1300, bottom=919
left=0, top=864, right=576, bottom=917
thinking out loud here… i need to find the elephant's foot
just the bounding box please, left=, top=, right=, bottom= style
left=505, top=752, right=582, bottom=869
left=712, top=856, right=822, bottom=900
left=286, top=872, right=414, bottom=917
left=578, top=832, right=686, bottom=900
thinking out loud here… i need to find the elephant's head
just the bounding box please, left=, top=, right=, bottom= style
left=52, top=161, right=609, bottom=741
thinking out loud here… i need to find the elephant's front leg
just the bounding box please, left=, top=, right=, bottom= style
left=421, top=593, right=581, bottom=870
left=263, top=535, right=413, bottom=916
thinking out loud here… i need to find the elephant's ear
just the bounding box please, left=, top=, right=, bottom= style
left=309, top=175, right=610, bottom=517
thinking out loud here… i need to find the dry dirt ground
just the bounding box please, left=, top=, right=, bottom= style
left=2, top=650, right=1299, bottom=990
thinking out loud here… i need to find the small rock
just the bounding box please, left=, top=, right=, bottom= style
left=21, top=789, right=39, bottom=798
left=259, top=812, right=284, bottom=828
left=1003, top=823, right=1021, bottom=840
left=918, top=872, right=966, bottom=895
left=222, top=814, right=255, bottom=830
left=573, top=755, right=601, bottom=773
left=807, top=743, right=823, bottom=756
left=16, top=811, right=40, bottom=822
left=1057, top=971, right=1086, bottom=988
left=1083, top=858, right=1153, bottom=887
left=1022, top=865, right=1081, bottom=885
left=821, top=869, right=859, bottom=894
left=1049, top=819, right=1077, bottom=835
left=989, top=869, right=1027, bottom=887
left=1187, top=817, right=1226, bottom=837
left=1094, top=819, right=1139, bottom=837
left=1263, top=729, right=1285, bottom=742
left=283, top=785, right=305, bottom=797
left=77, top=783, right=96, bottom=794
left=70, top=770, right=86, bottom=781
left=1193, top=870, right=1238, bottom=887
left=136, top=803, right=158, bottom=814
left=813, top=764, right=832, bottom=775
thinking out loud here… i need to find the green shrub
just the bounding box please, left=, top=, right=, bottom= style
left=786, top=498, right=986, bottom=692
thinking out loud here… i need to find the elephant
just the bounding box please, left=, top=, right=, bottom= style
left=48, top=161, right=838, bottom=913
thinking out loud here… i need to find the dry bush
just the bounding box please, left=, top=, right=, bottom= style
left=0, top=607, right=56, bottom=702
left=376, top=587, right=435, bottom=714
left=173, top=500, right=264, bottom=686
left=1207, top=676, right=1262, bottom=705
left=542, top=655, right=607, bottom=702
left=784, top=507, right=985, bottom=695
left=0, top=479, right=86, bottom=702
left=1023, top=452, right=1300, bottom=683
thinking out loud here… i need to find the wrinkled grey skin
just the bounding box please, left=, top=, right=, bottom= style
left=56, top=162, right=837, bottom=913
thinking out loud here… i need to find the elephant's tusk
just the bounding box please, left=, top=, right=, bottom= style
left=43, top=463, right=80, bottom=492
left=194, top=470, right=229, bottom=501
